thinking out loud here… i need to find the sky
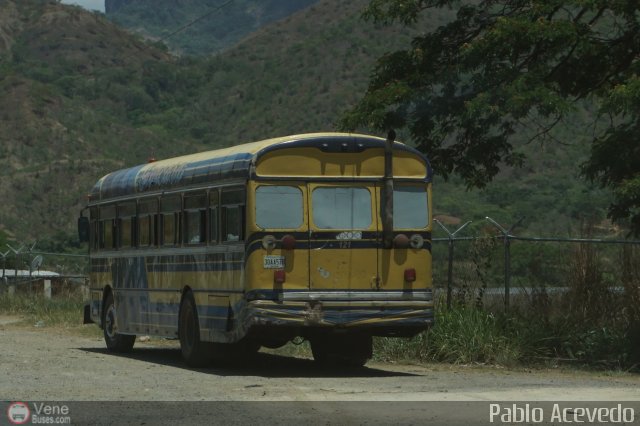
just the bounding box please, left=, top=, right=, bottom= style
left=60, top=0, right=105, bottom=12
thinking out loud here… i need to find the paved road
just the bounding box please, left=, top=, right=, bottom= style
left=1, top=324, right=639, bottom=425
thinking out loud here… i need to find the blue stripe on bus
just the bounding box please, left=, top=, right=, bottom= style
left=146, top=262, right=243, bottom=273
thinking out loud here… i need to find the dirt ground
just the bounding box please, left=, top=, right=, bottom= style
left=1, top=317, right=639, bottom=424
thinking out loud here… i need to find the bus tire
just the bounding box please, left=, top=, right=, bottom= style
left=103, top=292, right=136, bottom=353
left=179, top=291, right=211, bottom=367
left=310, top=333, right=372, bottom=368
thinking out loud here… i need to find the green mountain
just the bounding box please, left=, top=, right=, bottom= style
left=104, top=0, right=320, bottom=55
left=0, top=0, right=613, bottom=247
left=0, top=0, right=203, bottom=242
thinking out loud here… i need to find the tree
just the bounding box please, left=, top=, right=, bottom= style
left=341, top=0, right=640, bottom=235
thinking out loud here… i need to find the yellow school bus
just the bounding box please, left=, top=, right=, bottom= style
left=80, top=132, right=433, bottom=367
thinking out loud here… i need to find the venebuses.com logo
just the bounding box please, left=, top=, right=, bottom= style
left=6, top=401, right=71, bottom=424
left=7, top=402, right=30, bottom=425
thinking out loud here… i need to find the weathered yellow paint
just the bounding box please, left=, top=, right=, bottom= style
left=256, top=147, right=427, bottom=178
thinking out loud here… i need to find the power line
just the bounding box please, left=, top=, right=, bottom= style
left=158, top=0, right=236, bottom=43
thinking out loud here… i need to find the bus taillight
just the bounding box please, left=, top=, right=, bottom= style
left=281, top=234, right=296, bottom=250
left=274, top=270, right=286, bottom=284
left=404, top=268, right=416, bottom=282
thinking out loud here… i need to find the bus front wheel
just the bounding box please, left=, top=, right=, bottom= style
left=103, top=292, right=136, bottom=353
left=179, top=291, right=211, bottom=367
left=310, top=333, right=372, bottom=368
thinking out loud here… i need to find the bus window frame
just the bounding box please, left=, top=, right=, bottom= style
left=209, top=189, right=219, bottom=244
left=89, top=206, right=99, bottom=251
left=254, top=184, right=304, bottom=231
left=160, top=195, right=182, bottom=247
left=221, top=187, right=246, bottom=243
left=183, top=192, right=207, bottom=246
left=391, top=183, right=430, bottom=231
left=117, top=201, right=136, bottom=250
left=137, top=198, right=159, bottom=248
left=309, top=184, right=376, bottom=232
left=98, top=204, right=116, bottom=251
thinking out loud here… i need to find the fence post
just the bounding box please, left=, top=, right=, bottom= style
left=485, top=217, right=524, bottom=312
left=434, top=219, right=472, bottom=309
left=44, top=279, right=52, bottom=299
left=82, top=277, right=90, bottom=300
left=1, top=250, right=8, bottom=279
left=6, top=276, right=14, bottom=297
left=7, top=244, right=25, bottom=292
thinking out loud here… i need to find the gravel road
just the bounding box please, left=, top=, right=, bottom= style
left=1, top=319, right=639, bottom=424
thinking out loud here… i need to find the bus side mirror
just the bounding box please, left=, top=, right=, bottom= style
left=78, top=216, right=90, bottom=243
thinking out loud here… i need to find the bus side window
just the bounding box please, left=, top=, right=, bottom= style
left=89, top=207, right=99, bottom=250
left=102, top=221, right=114, bottom=249
left=161, top=195, right=181, bottom=246
left=118, top=202, right=136, bottom=249
left=162, top=214, right=177, bottom=246
left=209, top=190, right=219, bottom=244
left=139, top=215, right=151, bottom=247
left=99, top=205, right=116, bottom=250
left=221, top=188, right=245, bottom=242
left=138, top=199, right=158, bottom=247
left=184, top=193, right=207, bottom=245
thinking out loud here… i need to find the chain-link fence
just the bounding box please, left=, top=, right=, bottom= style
left=0, top=245, right=88, bottom=298
left=433, top=217, right=640, bottom=312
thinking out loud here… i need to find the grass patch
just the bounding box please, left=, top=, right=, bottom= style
left=0, top=292, right=87, bottom=329
left=374, top=307, right=521, bottom=366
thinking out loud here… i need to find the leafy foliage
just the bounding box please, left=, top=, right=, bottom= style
left=342, top=0, right=640, bottom=234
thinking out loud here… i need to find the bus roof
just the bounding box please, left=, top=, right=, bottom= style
left=88, top=133, right=432, bottom=202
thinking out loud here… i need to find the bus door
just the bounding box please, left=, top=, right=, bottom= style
left=308, top=184, right=379, bottom=291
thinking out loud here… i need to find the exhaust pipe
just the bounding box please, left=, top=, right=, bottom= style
left=382, top=130, right=395, bottom=249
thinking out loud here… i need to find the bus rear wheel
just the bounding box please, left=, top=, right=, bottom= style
left=179, top=291, right=212, bottom=367
left=103, top=292, right=136, bottom=353
left=310, top=333, right=372, bottom=368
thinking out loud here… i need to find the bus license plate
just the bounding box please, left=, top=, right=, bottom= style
left=263, top=255, right=285, bottom=269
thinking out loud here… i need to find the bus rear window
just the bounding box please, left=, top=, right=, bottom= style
left=393, top=186, right=428, bottom=229
left=255, top=186, right=303, bottom=229
left=312, top=187, right=372, bottom=230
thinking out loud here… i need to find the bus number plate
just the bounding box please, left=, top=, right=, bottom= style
left=263, top=255, right=285, bottom=269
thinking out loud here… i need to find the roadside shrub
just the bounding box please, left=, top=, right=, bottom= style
left=374, top=306, right=521, bottom=365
